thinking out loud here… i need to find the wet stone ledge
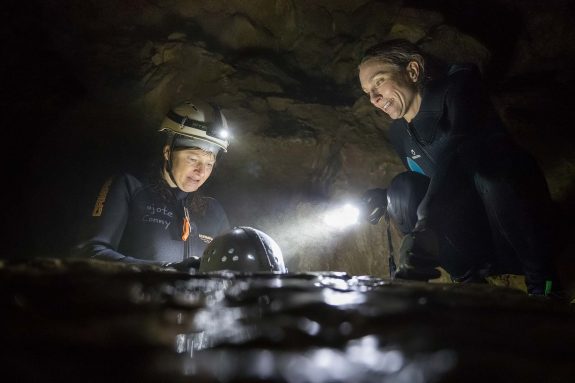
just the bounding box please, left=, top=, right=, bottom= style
left=0, top=258, right=574, bottom=383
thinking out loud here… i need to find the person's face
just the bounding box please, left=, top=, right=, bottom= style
left=359, top=59, right=421, bottom=122
left=164, top=146, right=215, bottom=192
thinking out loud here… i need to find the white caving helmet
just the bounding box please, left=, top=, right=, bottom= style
left=159, top=99, right=230, bottom=155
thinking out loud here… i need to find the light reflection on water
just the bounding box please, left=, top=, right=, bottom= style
left=5, top=261, right=568, bottom=383
left=181, top=346, right=456, bottom=383
left=166, top=271, right=457, bottom=382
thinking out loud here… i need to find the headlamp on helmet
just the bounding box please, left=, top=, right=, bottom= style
left=159, top=100, right=230, bottom=154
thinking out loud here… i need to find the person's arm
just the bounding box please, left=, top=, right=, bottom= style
left=72, top=174, right=166, bottom=265
left=415, top=65, right=493, bottom=228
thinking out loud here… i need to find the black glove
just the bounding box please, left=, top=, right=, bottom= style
left=394, top=227, right=441, bottom=281
left=164, top=257, right=201, bottom=272
left=359, top=188, right=388, bottom=225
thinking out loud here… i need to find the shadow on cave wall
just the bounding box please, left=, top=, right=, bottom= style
left=405, top=0, right=523, bottom=82
left=4, top=1, right=84, bottom=258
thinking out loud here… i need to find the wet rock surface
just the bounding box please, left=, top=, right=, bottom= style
left=1, top=258, right=574, bottom=383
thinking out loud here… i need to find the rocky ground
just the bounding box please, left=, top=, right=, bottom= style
left=1, top=258, right=574, bottom=382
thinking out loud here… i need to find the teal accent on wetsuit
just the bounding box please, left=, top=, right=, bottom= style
left=407, top=157, right=426, bottom=176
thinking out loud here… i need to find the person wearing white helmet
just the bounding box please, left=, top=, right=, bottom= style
left=73, top=99, right=231, bottom=271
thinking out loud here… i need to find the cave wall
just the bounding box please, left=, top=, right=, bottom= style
left=5, top=0, right=575, bottom=279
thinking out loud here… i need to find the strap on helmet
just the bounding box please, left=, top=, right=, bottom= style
left=165, top=133, right=179, bottom=187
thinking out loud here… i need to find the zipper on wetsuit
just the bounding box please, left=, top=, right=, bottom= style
left=182, top=205, right=191, bottom=260
left=406, top=122, right=436, bottom=166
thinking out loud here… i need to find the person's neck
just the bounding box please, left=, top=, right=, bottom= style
left=162, top=168, right=188, bottom=199
left=404, top=92, right=422, bottom=123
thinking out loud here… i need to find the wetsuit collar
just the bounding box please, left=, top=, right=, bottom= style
left=171, top=187, right=189, bottom=201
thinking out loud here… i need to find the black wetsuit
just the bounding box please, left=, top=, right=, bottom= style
left=73, top=171, right=230, bottom=264
left=386, top=63, right=557, bottom=293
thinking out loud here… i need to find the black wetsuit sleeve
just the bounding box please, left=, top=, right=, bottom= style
left=72, top=174, right=164, bottom=265
left=416, top=66, right=490, bottom=226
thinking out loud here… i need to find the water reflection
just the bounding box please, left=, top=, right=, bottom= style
left=167, top=272, right=452, bottom=382
left=182, top=346, right=455, bottom=383
left=1, top=260, right=573, bottom=383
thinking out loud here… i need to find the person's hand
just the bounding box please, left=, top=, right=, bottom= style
left=164, top=257, right=201, bottom=272
left=359, top=188, right=388, bottom=225
left=394, top=227, right=441, bottom=281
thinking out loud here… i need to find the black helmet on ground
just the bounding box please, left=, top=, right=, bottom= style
left=200, top=226, right=287, bottom=273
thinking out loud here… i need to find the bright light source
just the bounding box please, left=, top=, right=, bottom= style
left=219, top=129, right=229, bottom=139
left=323, top=203, right=360, bottom=230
